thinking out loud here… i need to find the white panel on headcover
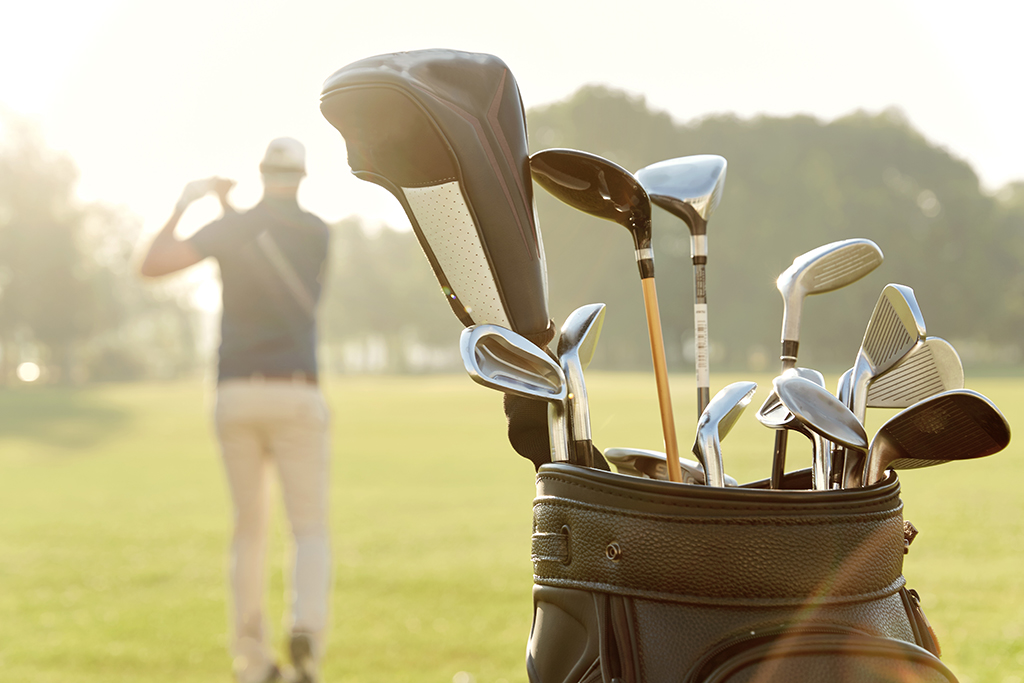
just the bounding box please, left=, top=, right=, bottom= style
left=403, top=182, right=510, bottom=328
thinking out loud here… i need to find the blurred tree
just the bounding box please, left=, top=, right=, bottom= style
left=319, top=217, right=461, bottom=373
left=527, top=88, right=1023, bottom=371
left=0, top=115, right=198, bottom=383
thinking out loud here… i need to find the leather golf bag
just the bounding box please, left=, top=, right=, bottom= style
left=528, top=464, right=955, bottom=682
left=320, top=49, right=552, bottom=343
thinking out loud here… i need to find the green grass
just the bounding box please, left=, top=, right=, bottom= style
left=0, top=373, right=1021, bottom=682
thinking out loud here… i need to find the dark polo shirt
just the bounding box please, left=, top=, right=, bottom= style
left=190, top=196, right=330, bottom=382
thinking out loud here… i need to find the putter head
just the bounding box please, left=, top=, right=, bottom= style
left=777, top=239, right=884, bottom=347
left=863, top=389, right=1011, bottom=486
left=866, top=337, right=964, bottom=408
left=603, top=447, right=739, bottom=486
left=530, top=148, right=653, bottom=252
left=693, top=381, right=757, bottom=487
left=773, top=375, right=868, bottom=453
left=460, top=324, right=565, bottom=402
left=635, top=155, right=727, bottom=236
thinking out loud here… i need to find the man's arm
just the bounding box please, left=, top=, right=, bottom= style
left=139, top=178, right=236, bottom=277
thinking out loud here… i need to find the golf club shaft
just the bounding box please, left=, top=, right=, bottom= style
left=641, top=277, right=683, bottom=483
left=769, top=354, right=797, bottom=488
left=693, top=259, right=710, bottom=415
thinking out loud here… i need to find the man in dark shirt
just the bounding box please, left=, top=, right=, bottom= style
left=140, top=138, right=330, bottom=683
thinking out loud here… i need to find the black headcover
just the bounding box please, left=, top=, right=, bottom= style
left=320, top=49, right=552, bottom=343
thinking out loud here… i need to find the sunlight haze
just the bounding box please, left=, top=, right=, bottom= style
left=3, top=0, right=1021, bottom=242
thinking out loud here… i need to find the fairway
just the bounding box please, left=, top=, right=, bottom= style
left=0, top=373, right=1021, bottom=682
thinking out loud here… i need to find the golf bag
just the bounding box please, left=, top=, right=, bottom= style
left=529, top=464, right=955, bottom=682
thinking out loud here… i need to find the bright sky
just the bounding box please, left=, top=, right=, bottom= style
left=3, top=0, right=1022, bottom=243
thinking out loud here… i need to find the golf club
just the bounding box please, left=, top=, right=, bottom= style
left=557, top=303, right=607, bottom=468
left=770, top=239, right=884, bottom=487
left=603, top=447, right=739, bottom=486
left=864, top=336, right=964, bottom=408
left=693, top=381, right=757, bottom=487
left=460, top=324, right=569, bottom=464
left=847, top=284, right=929, bottom=421
left=859, top=389, right=1010, bottom=487
left=761, top=372, right=865, bottom=490
left=636, top=155, right=727, bottom=417
left=531, top=148, right=683, bottom=483
left=839, top=284, right=928, bottom=486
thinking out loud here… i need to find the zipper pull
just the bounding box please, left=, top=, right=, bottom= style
left=904, top=520, right=919, bottom=555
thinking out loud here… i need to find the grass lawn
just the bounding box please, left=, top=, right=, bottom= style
left=0, top=372, right=1021, bottom=682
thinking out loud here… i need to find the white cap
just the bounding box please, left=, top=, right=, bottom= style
left=260, top=137, right=306, bottom=175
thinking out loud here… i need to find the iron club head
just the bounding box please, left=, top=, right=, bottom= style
left=557, top=303, right=607, bottom=467
left=860, top=389, right=1011, bottom=487
left=865, top=336, right=964, bottom=409
left=693, top=381, right=758, bottom=487
left=460, top=324, right=569, bottom=463
left=776, top=239, right=884, bottom=367
left=603, top=447, right=739, bottom=486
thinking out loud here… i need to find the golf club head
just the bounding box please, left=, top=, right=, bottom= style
left=849, top=283, right=928, bottom=422
left=693, top=381, right=757, bottom=487
left=530, top=148, right=654, bottom=262
left=773, top=375, right=868, bottom=453
left=321, top=50, right=552, bottom=340
left=777, top=239, right=884, bottom=362
left=861, top=389, right=1011, bottom=487
left=865, top=337, right=964, bottom=408
left=603, top=447, right=739, bottom=486
left=557, top=303, right=607, bottom=466
left=757, top=368, right=827, bottom=428
left=757, top=370, right=830, bottom=490
left=461, top=324, right=565, bottom=402
left=460, top=324, right=569, bottom=463
left=635, top=155, right=727, bottom=238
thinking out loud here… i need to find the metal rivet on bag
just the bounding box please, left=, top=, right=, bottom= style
left=606, top=542, right=622, bottom=562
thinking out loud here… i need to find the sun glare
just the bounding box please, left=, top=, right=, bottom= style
left=16, top=361, right=41, bottom=382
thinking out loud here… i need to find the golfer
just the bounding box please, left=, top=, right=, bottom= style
left=140, top=137, right=331, bottom=683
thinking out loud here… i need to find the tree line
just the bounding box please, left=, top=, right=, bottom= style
left=4, top=88, right=1023, bottom=382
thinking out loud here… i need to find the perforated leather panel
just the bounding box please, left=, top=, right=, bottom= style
left=403, top=182, right=510, bottom=328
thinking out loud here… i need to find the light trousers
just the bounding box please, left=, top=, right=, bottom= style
left=214, top=379, right=331, bottom=682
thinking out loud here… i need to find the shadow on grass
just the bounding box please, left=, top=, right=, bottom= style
left=0, top=385, right=131, bottom=450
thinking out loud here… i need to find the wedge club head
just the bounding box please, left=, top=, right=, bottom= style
left=860, top=389, right=1011, bottom=487
left=771, top=238, right=882, bottom=488
left=865, top=336, right=964, bottom=408
left=693, top=381, right=757, bottom=487
left=776, top=239, right=884, bottom=367
left=759, top=369, right=825, bottom=489
left=557, top=303, right=607, bottom=467
left=848, top=283, right=928, bottom=422
left=773, top=375, right=869, bottom=488
left=604, top=447, right=739, bottom=486
left=461, top=324, right=569, bottom=463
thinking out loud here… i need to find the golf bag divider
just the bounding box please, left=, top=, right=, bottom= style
left=529, top=463, right=952, bottom=682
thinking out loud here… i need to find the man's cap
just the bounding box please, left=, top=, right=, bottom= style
left=260, top=137, right=306, bottom=175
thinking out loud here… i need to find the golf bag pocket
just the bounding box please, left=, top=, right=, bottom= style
left=529, top=463, right=934, bottom=682
left=682, top=628, right=958, bottom=682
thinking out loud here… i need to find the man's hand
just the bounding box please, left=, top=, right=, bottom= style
left=176, top=177, right=216, bottom=212
left=212, top=177, right=237, bottom=213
